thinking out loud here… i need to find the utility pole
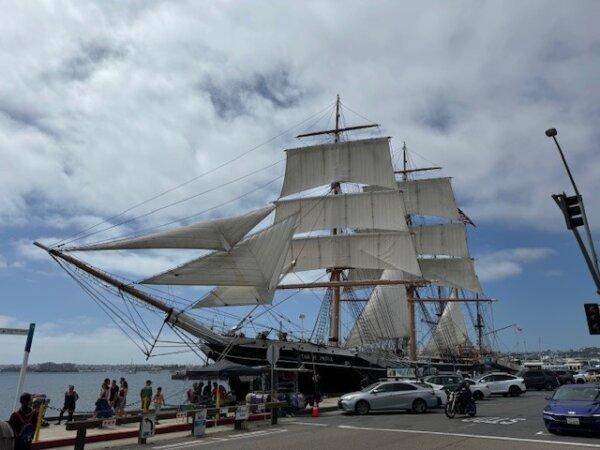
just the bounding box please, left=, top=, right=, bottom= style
left=546, top=128, right=600, bottom=294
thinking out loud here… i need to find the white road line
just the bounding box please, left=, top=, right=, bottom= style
left=152, top=429, right=288, bottom=449
left=289, top=421, right=329, bottom=427
left=337, top=425, right=600, bottom=448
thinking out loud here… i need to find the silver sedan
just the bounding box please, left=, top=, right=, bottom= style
left=338, top=380, right=442, bottom=415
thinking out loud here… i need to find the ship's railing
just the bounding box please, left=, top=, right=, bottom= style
left=60, top=402, right=286, bottom=450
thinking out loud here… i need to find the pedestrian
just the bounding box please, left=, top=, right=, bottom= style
left=95, top=378, right=113, bottom=418
left=116, top=378, right=128, bottom=416
left=109, top=380, right=119, bottom=409
left=140, top=380, right=153, bottom=413
left=195, top=382, right=204, bottom=403
left=57, top=385, right=78, bottom=425
left=9, top=392, right=38, bottom=450
left=186, top=383, right=196, bottom=404
left=212, top=382, right=226, bottom=406
left=153, top=387, right=165, bottom=423
left=202, top=381, right=212, bottom=399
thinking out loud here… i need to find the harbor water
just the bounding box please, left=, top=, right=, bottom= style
left=0, top=371, right=194, bottom=419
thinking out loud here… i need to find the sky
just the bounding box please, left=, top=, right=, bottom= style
left=1, top=0, right=600, bottom=364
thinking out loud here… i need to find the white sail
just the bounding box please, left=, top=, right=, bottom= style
left=423, top=299, right=471, bottom=357
left=280, top=137, right=397, bottom=197
left=193, top=286, right=274, bottom=308
left=345, top=269, right=409, bottom=348
left=68, top=206, right=275, bottom=252
left=142, top=214, right=297, bottom=288
left=287, top=232, right=421, bottom=275
left=397, top=177, right=459, bottom=220
left=411, top=223, right=468, bottom=257
left=274, top=190, right=408, bottom=234
left=346, top=268, right=384, bottom=282
left=419, top=258, right=482, bottom=293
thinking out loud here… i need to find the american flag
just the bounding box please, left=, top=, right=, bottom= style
left=457, top=208, right=476, bottom=227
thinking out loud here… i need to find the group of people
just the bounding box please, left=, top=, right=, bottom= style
left=94, top=377, right=129, bottom=418
left=186, top=381, right=227, bottom=405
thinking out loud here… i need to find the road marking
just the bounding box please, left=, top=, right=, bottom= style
left=152, top=429, right=288, bottom=449
left=462, top=416, right=526, bottom=425
left=337, top=425, right=600, bottom=448
left=289, top=421, right=329, bottom=427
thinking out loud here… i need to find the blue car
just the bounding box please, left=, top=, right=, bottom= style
left=543, top=384, right=600, bottom=434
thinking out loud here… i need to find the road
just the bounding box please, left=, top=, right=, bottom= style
left=106, top=392, right=600, bottom=449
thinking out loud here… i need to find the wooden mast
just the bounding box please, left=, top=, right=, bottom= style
left=403, top=142, right=418, bottom=360
left=329, top=94, right=342, bottom=347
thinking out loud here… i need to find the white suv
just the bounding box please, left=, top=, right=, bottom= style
left=476, top=373, right=526, bottom=396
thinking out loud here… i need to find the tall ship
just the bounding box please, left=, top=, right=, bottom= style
left=36, top=96, right=510, bottom=394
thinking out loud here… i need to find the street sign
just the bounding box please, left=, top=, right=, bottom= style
left=267, top=344, right=280, bottom=366
left=484, top=354, right=492, bottom=369
left=140, top=414, right=156, bottom=438
left=193, top=409, right=207, bottom=438
left=235, top=405, right=249, bottom=421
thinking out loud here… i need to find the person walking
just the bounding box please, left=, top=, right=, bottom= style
left=57, top=385, right=79, bottom=425
left=140, top=380, right=153, bottom=413
left=186, top=383, right=197, bottom=404
left=202, top=381, right=212, bottom=399
left=9, top=392, right=38, bottom=450
left=152, top=387, right=165, bottom=423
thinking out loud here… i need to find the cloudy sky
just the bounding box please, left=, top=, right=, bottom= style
left=1, top=1, right=600, bottom=364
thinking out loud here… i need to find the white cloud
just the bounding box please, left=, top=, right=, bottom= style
left=0, top=0, right=598, bottom=242
left=477, top=247, right=555, bottom=282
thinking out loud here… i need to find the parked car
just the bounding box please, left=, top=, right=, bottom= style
left=422, top=374, right=463, bottom=392
left=338, top=380, right=441, bottom=415
left=550, top=370, right=575, bottom=385
left=574, top=368, right=600, bottom=384
left=476, top=373, right=526, bottom=396
left=464, top=378, right=492, bottom=400
left=543, top=384, right=600, bottom=434
left=517, top=369, right=560, bottom=391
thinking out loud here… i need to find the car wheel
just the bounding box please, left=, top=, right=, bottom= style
left=577, top=378, right=585, bottom=384
left=564, top=379, right=572, bottom=384
left=412, top=399, right=427, bottom=414
left=508, top=385, right=521, bottom=397
left=473, top=391, right=484, bottom=401
left=544, top=382, right=555, bottom=391
left=355, top=400, right=370, bottom=415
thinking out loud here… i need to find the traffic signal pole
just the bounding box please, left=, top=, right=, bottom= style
left=546, top=128, right=600, bottom=295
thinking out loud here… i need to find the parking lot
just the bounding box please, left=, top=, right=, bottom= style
left=103, top=391, right=600, bottom=449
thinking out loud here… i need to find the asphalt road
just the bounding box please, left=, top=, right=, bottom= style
left=107, top=391, right=600, bottom=449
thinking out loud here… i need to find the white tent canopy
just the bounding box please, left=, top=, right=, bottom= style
left=280, top=137, right=397, bottom=198
left=67, top=206, right=275, bottom=252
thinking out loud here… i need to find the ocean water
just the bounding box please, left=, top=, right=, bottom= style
left=0, top=371, right=195, bottom=419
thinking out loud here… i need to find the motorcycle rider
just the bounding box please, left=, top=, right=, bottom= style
left=454, top=380, right=472, bottom=412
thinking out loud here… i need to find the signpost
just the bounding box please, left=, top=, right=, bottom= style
left=139, top=414, right=156, bottom=444
left=267, top=343, right=280, bottom=404
left=193, top=409, right=207, bottom=438
left=484, top=354, right=493, bottom=371
left=1, top=323, right=35, bottom=411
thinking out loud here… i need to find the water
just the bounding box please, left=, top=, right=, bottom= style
left=0, top=371, right=195, bottom=419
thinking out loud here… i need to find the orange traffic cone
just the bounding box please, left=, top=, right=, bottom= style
left=311, top=400, right=320, bottom=417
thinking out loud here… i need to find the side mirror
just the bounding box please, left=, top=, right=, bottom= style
left=372, top=389, right=380, bottom=394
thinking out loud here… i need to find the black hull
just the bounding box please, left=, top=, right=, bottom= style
left=203, top=341, right=484, bottom=395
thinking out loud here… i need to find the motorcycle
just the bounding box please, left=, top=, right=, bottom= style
left=444, top=390, right=476, bottom=418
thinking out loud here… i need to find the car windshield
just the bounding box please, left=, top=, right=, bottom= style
left=553, top=387, right=600, bottom=402
left=361, top=383, right=381, bottom=392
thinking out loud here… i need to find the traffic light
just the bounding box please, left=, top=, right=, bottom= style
left=564, top=195, right=584, bottom=229
left=584, top=303, right=600, bottom=335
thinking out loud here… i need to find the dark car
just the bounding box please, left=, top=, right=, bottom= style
left=518, top=369, right=560, bottom=390
left=551, top=370, right=575, bottom=385
left=543, top=384, right=600, bottom=434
